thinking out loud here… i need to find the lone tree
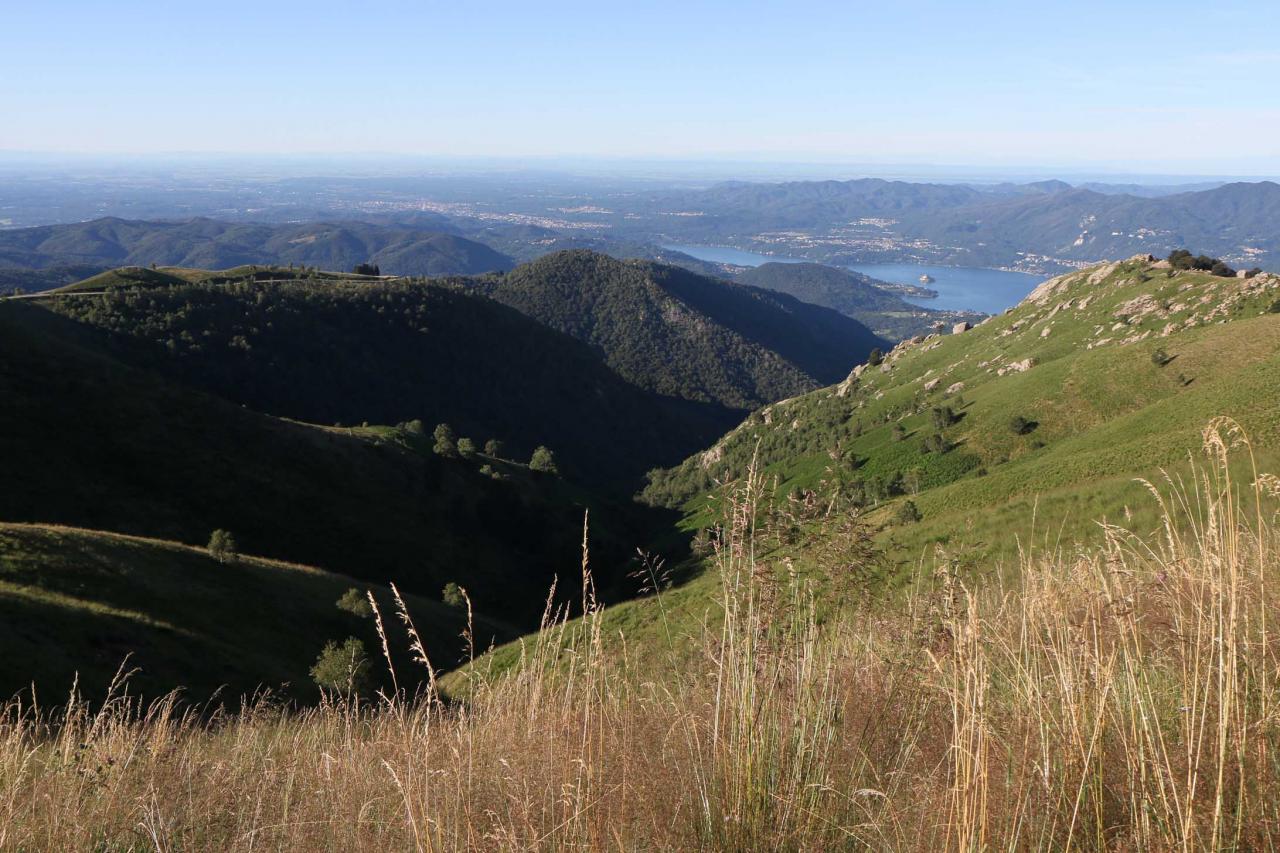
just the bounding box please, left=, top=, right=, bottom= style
left=1151, top=348, right=1173, bottom=367
left=483, top=438, right=504, bottom=457
left=923, top=433, right=952, bottom=454
left=930, top=405, right=957, bottom=430
left=433, top=423, right=458, bottom=457
left=891, top=423, right=906, bottom=442
left=867, top=347, right=884, bottom=367
left=442, top=581, right=466, bottom=609
left=310, top=637, right=372, bottom=694
left=1009, top=415, right=1035, bottom=435
left=529, top=445, right=559, bottom=474
left=207, top=529, right=237, bottom=563
left=336, top=587, right=372, bottom=618
left=457, top=437, right=477, bottom=459
left=897, top=500, right=922, bottom=524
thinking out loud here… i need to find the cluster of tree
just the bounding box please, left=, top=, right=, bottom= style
left=431, top=422, right=558, bottom=473
left=1167, top=249, right=1235, bottom=278
left=352, top=263, right=382, bottom=276
left=837, top=471, right=910, bottom=508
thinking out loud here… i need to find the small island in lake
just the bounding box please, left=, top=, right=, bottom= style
left=919, top=273, right=935, bottom=284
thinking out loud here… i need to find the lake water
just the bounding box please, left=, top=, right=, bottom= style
left=663, top=243, right=1044, bottom=314
left=847, top=263, right=1044, bottom=314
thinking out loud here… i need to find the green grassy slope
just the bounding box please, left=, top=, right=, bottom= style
left=0, top=300, right=673, bottom=628
left=0, top=523, right=513, bottom=704
left=54, top=266, right=193, bottom=292
left=645, top=256, right=1280, bottom=562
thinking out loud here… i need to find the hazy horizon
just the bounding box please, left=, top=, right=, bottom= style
left=0, top=152, right=1276, bottom=187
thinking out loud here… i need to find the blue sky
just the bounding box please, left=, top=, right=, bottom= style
left=2, top=0, right=1278, bottom=173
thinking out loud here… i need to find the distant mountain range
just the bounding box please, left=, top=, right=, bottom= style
left=0, top=217, right=513, bottom=279
left=618, top=179, right=1280, bottom=272
left=5, top=176, right=1275, bottom=294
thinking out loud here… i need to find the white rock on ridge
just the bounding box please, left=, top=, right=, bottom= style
left=997, top=358, right=1036, bottom=376
left=700, top=444, right=724, bottom=469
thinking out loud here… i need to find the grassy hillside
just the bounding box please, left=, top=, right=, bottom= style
left=0, top=217, right=514, bottom=276
left=645, top=256, right=1280, bottom=564
left=0, top=300, right=676, bottom=627
left=465, top=250, right=886, bottom=410
left=27, top=272, right=733, bottom=489
left=735, top=261, right=981, bottom=339
left=0, top=522, right=514, bottom=704
left=52, top=263, right=383, bottom=293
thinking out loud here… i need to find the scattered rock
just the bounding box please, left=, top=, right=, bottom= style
left=952, top=321, right=972, bottom=334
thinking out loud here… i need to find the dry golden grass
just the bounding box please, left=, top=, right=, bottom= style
left=2, top=418, right=1279, bottom=851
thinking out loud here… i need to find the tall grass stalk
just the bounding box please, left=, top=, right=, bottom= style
left=1, top=420, right=1277, bottom=850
